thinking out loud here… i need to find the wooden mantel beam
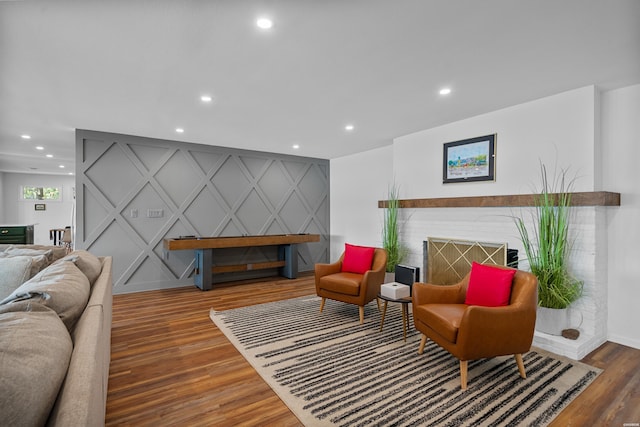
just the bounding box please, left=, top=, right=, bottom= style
left=378, top=191, right=621, bottom=209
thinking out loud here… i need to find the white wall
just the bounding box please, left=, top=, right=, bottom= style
left=0, top=172, right=5, bottom=222
left=602, top=84, right=640, bottom=349
left=1, top=172, right=75, bottom=245
left=331, top=85, right=639, bottom=356
left=329, top=145, right=393, bottom=260
left=393, top=86, right=597, bottom=198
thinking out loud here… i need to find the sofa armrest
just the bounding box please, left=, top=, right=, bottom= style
left=47, top=305, right=105, bottom=427
left=48, top=256, right=113, bottom=427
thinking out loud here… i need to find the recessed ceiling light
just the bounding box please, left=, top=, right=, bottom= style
left=46, top=154, right=53, bottom=158
left=35, top=146, right=44, bottom=150
left=256, top=17, right=273, bottom=29
left=292, top=144, right=300, bottom=149
left=68, top=172, right=74, bottom=175
left=439, top=88, right=452, bottom=95
left=21, top=134, right=31, bottom=140
left=59, top=165, right=65, bottom=168
left=345, top=124, right=355, bottom=132
left=200, top=95, right=213, bottom=103
left=175, top=128, right=184, bottom=133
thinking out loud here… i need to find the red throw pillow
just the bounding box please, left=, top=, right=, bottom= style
left=464, top=262, right=516, bottom=307
left=341, top=243, right=376, bottom=274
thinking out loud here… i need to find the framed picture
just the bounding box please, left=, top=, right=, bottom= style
left=443, top=134, right=496, bottom=184
left=34, top=203, right=46, bottom=211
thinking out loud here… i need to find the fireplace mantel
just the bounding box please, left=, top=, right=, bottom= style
left=378, top=191, right=620, bottom=209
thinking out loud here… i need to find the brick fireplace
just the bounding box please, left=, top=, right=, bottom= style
left=381, top=192, right=619, bottom=360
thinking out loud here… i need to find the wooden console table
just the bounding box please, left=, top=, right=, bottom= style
left=163, top=234, right=320, bottom=290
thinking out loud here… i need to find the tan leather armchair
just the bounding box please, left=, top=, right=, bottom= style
left=412, top=265, right=538, bottom=390
left=315, top=248, right=387, bottom=324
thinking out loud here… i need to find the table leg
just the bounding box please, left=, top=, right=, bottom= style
left=379, top=301, right=388, bottom=332
left=194, top=249, right=213, bottom=291
left=278, top=244, right=298, bottom=279
left=401, top=303, right=407, bottom=342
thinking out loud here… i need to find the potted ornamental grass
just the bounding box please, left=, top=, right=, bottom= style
left=382, top=184, right=407, bottom=276
left=514, top=163, right=583, bottom=335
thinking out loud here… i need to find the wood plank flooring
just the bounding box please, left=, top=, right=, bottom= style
left=106, top=274, right=640, bottom=426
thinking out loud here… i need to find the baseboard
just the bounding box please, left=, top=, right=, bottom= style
left=607, top=334, right=640, bottom=351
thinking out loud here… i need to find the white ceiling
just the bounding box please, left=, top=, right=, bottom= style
left=1, top=0, right=639, bottom=176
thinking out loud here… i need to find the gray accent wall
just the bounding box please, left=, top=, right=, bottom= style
left=76, top=129, right=329, bottom=294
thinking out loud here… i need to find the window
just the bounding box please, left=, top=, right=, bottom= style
left=21, top=186, right=62, bottom=201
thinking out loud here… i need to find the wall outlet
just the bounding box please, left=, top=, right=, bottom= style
left=147, top=208, right=164, bottom=218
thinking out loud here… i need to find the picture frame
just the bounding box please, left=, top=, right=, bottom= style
left=443, top=134, right=496, bottom=184
left=34, top=203, right=46, bottom=211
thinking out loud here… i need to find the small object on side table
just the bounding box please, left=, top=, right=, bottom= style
left=381, top=282, right=410, bottom=299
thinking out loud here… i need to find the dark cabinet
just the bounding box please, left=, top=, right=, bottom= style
left=0, top=225, right=34, bottom=244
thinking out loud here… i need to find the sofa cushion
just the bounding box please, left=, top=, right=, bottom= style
left=54, top=250, right=103, bottom=286
left=0, top=245, right=67, bottom=263
left=464, top=262, right=516, bottom=307
left=0, top=303, right=73, bottom=427
left=2, top=246, right=54, bottom=264
left=0, top=256, right=32, bottom=300
left=341, top=243, right=375, bottom=274
left=0, top=251, right=49, bottom=279
left=0, top=261, right=90, bottom=331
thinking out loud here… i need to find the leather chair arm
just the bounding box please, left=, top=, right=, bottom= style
left=315, top=260, right=342, bottom=278
left=456, top=304, right=536, bottom=358
left=362, top=268, right=385, bottom=285
left=362, top=251, right=387, bottom=302
left=314, top=261, right=342, bottom=292
left=412, top=282, right=463, bottom=305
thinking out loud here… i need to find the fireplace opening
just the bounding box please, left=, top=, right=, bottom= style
left=422, top=237, right=518, bottom=285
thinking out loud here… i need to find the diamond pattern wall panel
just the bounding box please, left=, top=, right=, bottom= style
left=76, top=130, right=329, bottom=293
left=154, top=150, right=202, bottom=207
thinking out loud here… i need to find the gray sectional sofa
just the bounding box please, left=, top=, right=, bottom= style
left=0, top=244, right=113, bottom=427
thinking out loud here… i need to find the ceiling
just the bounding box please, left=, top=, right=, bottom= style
left=1, top=0, right=639, bottom=176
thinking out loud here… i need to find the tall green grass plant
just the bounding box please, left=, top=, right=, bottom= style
left=514, top=164, right=583, bottom=309
left=382, top=184, right=406, bottom=272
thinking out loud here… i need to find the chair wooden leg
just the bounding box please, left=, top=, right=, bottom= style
left=418, top=334, right=427, bottom=354
left=515, top=354, right=526, bottom=379
left=376, top=297, right=381, bottom=311
left=359, top=306, right=364, bottom=324
left=319, top=297, right=325, bottom=313
left=460, top=360, right=468, bottom=390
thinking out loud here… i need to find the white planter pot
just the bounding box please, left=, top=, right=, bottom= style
left=535, top=306, right=570, bottom=336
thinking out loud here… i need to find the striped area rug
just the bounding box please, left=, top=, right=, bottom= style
left=209, top=295, right=600, bottom=426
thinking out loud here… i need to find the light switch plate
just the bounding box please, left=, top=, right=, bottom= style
left=147, top=208, right=163, bottom=218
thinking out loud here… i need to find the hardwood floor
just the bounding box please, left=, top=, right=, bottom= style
left=107, top=274, right=640, bottom=426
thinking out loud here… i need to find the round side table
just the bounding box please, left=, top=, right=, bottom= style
left=377, top=293, right=412, bottom=342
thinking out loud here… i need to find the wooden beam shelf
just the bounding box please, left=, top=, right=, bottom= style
left=378, top=191, right=621, bottom=209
